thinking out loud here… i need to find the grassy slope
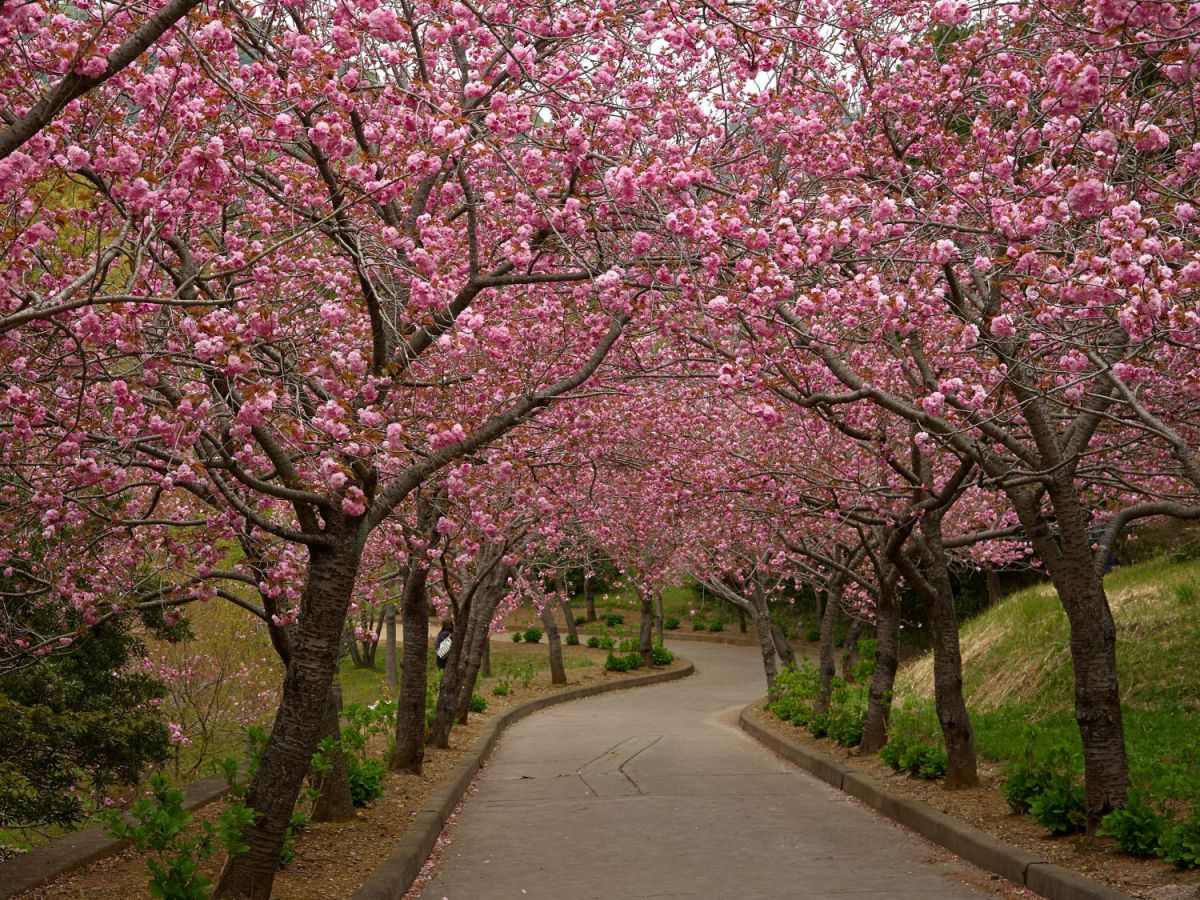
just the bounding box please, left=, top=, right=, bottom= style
left=891, top=556, right=1200, bottom=799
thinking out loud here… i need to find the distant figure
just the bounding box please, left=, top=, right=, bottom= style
left=434, top=618, right=454, bottom=670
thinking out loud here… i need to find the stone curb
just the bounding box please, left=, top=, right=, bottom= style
left=0, top=776, right=229, bottom=899
left=352, top=660, right=696, bottom=900
left=739, top=704, right=1134, bottom=900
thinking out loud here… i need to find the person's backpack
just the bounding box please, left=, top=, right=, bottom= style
left=435, top=633, right=452, bottom=668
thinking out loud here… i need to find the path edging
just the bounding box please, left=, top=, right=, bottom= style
left=352, top=660, right=696, bottom=900
left=0, top=776, right=229, bottom=899
left=739, top=703, right=1134, bottom=900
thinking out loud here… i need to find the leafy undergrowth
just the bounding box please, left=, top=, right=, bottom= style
left=891, top=555, right=1200, bottom=817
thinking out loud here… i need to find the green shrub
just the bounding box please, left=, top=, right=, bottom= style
left=664, top=617, right=680, bottom=630
left=565, top=634, right=579, bottom=646
left=1002, top=763, right=1056, bottom=814
left=511, top=631, right=523, bottom=642
left=586, top=635, right=601, bottom=648
left=523, top=627, right=543, bottom=644
left=102, top=772, right=254, bottom=899
left=1098, top=791, right=1165, bottom=857
left=805, top=627, right=821, bottom=642
left=1159, top=807, right=1200, bottom=869
left=346, top=758, right=386, bottom=807
left=605, top=653, right=632, bottom=673
left=617, top=637, right=639, bottom=653
left=469, top=694, right=488, bottom=713
left=492, top=679, right=510, bottom=697
left=853, top=639, right=878, bottom=682
left=651, top=645, right=674, bottom=666
left=692, top=618, right=706, bottom=631
left=708, top=621, right=724, bottom=632
left=602, top=613, right=625, bottom=627
left=597, top=635, right=615, bottom=650
left=827, top=688, right=867, bottom=747
left=879, top=737, right=947, bottom=780
left=1029, top=776, right=1086, bottom=836
left=574, top=615, right=588, bottom=625
left=809, top=713, right=830, bottom=739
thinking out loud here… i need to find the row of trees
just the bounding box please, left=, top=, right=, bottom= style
left=3, top=0, right=1200, bottom=893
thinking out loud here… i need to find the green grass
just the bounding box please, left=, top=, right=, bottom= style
left=891, top=556, right=1200, bottom=802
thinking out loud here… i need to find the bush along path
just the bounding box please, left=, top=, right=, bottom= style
left=412, top=641, right=1022, bottom=900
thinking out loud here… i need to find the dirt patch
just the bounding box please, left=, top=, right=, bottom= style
left=747, top=704, right=1200, bottom=899
left=20, top=647, right=675, bottom=900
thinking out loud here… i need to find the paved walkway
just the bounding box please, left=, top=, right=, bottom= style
left=418, top=642, right=1006, bottom=900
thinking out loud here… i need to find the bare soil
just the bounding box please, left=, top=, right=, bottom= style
left=747, top=704, right=1200, bottom=899
left=21, top=644, right=674, bottom=900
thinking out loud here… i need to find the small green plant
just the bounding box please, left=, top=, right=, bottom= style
left=1098, top=791, right=1165, bottom=857
left=469, top=693, right=488, bottom=713
left=523, top=627, right=543, bottom=644
left=1159, top=806, right=1200, bottom=869
left=691, top=618, right=706, bottom=631
left=1002, top=763, right=1056, bottom=814
left=879, top=737, right=948, bottom=780
left=1029, top=776, right=1086, bottom=836
left=804, top=627, right=821, bottom=642
left=651, top=645, right=674, bottom=666
left=574, top=615, right=588, bottom=625
left=809, top=713, right=831, bottom=739
left=664, top=617, right=680, bottom=630
left=565, top=634, right=580, bottom=646
left=605, top=653, right=632, bottom=672
left=617, top=637, right=639, bottom=653
left=708, top=621, right=724, bottom=632
left=511, top=630, right=523, bottom=642
left=492, top=678, right=510, bottom=697
left=853, top=639, right=878, bottom=682
left=102, top=772, right=254, bottom=900
left=586, top=635, right=601, bottom=648
left=346, top=758, right=386, bottom=807
left=602, top=613, right=625, bottom=627
left=624, top=651, right=644, bottom=669
left=597, top=635, right=615, bottom=650
left=1173, top=581, right=1199, bottom=606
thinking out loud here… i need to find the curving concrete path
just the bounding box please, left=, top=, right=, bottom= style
left=418, top=642, right=1014, bottom=900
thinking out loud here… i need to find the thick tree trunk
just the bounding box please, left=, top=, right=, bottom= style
left=213, top=542, right=361, bottom=900
left=310, top=681, right=355, bottom=823
left=583, top=575, right=596, bottom=622
left=814, top=583, right=842, bottom=716
left=1020, top=482, right=1129, bottom=825
left=985, top=565, right=1002, bottom=608
left=860, top=566, right=900, bottom=756
left=637, top=587, right=655, bottom=667
left=750, top=604, right=779, bottom=691
left=389, top=554, right=433, bottom=775
left=654, top=592, right=665, bottom=645
left=737, top=607, right=748, bottom=633
left=892, top=515, right=978, bottom=788
left=540, top=603, right=567, bottom=685
left=557, top=577, right=579, bottom=642
left=480, top=638, right=491, bottom=679
left=383, top=602, right=398, bottom=688
left=770, top=622, right=796, bottom=669
left=841, top=617, right=865, bottom=681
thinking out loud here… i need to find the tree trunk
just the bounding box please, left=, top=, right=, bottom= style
left=841, top=617, right=865, bottom=681
left=814, top=583, right=842, bottom=716
left=860, top=565, right=900, bottom=756
left=310, top=681, right=355, bottom=823
left=654, top=592, right=665, bottom=645
left=894, top=515, right=978, bottom=789
left=557, top=577, right=578, bottom=642
left=480, top=638, right=491, bottom=679
left=985, top=565, right=1002, bottom=608
left=383, top=602, right=398, bottom=688
left=771, top=622, right=796, bottom=669
left=540, top=603, right=567, bottom=685
left=737, top=607, right=748, bottom=633
left=584, top=574, right=596, bottom=622
left=342, top=623, right=363, bottom=669
left=637, top=587, right=655, bottom=667
left=749, top=603, right=779, bottom=692
left=389, top=552, right=433, bottom=775
left=213, top=542, right=361, bottom=900
left=1019, top=481, right=1129, bottom=825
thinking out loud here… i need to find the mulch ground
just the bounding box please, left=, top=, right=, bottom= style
left=747, top=704, right=1200, bottom=899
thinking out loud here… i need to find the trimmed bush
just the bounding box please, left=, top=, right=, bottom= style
left=708, top=621, right=724, bottom=632
left=469, top=694, right=488, bottom=713
left=691, top=618, right=706, bottom=631
left=522, top=627, right=543, bottom=644
left=664, top=617, right=680, bottom=630
left=565, top=634, right=580, bottom=646
left=651, top=645, right=674, bottom=665
left=510, top=631, right=523, bottom=642
left=602, top=613, right=625, bottom=627
left=574, top=615, right=588, bottom=625
left=586, top=635, right=601, bottom=648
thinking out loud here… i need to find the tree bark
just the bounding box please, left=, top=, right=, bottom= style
left=480, top=638, right=491, bottom=679
left=654, top=592, right=665, bottom=645
left=389, top=551, right=433, bottom=774
left=985, top=565, right=1002, bottom=608
left=815, top=583, right=842, bottom=716
left=383, top=602, right=398, bottom=688
left=583, top=574, right=597, bottom=622
left=310, top=682, right=355, bottom=823
left=637, top=586, right=655, bottom=667
left=738, top=607, right=748, bottom=633
left=557, top=576, right=579, bottom=642
left=891, top=514, right=978, bottom=788
left=860, top=562, right=900, bottom=756
left=213, top=542, right=361, bottom=899
left=540, top=603, right=567, bottom=685
left=841, top=617, right=865, bottom=681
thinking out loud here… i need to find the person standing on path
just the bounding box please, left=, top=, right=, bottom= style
left=434, top=618, right=454, bottom=670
